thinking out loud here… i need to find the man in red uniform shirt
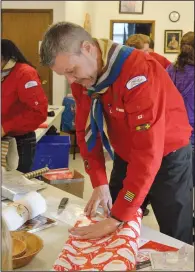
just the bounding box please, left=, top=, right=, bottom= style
left=40, top=22, right=193, bottom=244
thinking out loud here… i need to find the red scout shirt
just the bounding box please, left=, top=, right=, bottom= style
left=71, top=49, right=192, bottom=222
left=2, top=63, right=48, bottom=136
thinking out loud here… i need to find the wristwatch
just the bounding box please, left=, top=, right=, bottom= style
left=110, top=214, right=124, bottom=223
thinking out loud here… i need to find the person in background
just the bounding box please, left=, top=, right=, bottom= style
left=148, top=37, right=154, bottom=52
left=125, top=34, right=171, bottom=69
left=1, top=39, right=48, bottom=173
left=166, top=31, right=194, bottom=239
left=167, top=31, right=194, bottom=172
left=1, top=217, right=12, bottom=271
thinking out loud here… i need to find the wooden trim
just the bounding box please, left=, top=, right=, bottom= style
left=110, top=20, right=155, bottom=41
left=2, top=9, right=53, bottom=15
left=2, top=8, right=54, bottom=103
left=119, top=1, right=144, bottom=14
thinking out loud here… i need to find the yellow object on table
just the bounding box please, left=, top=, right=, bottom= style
left=12, top=238, right=27, bottom=259
left=11, top=231, right=43, bottom=269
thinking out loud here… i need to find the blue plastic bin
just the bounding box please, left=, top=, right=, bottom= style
left=32, top=135, right=71, bottom=170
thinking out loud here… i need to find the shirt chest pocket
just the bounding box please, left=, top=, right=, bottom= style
left=125, top=98, right=154, bottom=131
left=108, top=104, right=126, bottom=120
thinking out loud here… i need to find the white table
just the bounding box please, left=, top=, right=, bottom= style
left=35, top=105, right=64, bottom=142
left=14, top=184, right=193, bottom=271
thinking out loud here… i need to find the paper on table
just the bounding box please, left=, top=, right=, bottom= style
left=2, top=191, right=47, bottom=231
left=53, top=209, right=142, bottom=271
left=15, top=191, right=47, bottom=219
left=136, top=240, right=179, bottom=271
left=138, top=238, right=150, bottom=248
left=2, top=170, right=47, bottom=201
left=2, top=203, right=29, bottom=231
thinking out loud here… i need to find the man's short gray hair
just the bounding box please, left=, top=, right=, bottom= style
left=40, top=22, right=94, bottom=66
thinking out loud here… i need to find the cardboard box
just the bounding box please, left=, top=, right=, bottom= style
left=43, top=170, right=84, bottom=199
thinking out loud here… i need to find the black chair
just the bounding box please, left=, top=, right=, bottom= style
left=62, top=130, right=77, bottom=160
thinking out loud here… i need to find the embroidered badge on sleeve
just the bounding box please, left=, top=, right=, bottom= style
left=136, top=123, right=151, bottom=131
left=124, top=191, right=135, bottom=202
left=25, top=81, right=38, bottom=89
left=126, top=76, right=147, bottom=90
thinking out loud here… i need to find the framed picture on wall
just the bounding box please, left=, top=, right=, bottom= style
left=164, top=30, right=183, bottom=53
left=119, top=1, right=144, bottom=14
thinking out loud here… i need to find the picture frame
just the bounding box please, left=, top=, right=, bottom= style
left=164, top=30, right=183, bottom=53
left=119, top=1, right=144, bottom=14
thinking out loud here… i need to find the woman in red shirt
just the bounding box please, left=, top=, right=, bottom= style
left=125, top=34, right=171, bottom=69
left=1, top=39, right=48, bottom=173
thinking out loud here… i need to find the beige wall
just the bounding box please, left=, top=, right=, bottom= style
left=2, top=1, right=194, bottom=104
left=90, top=1, right=194, bottom=62
left=64, top=1, right=93, bottom=26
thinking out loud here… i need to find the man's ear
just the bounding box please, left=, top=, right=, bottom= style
left=81, top=41, right=92, bottom=54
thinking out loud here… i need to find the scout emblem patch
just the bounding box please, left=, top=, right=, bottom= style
left=126, top=75, right=147, bottom=90
left=124, top=191, right=135, bottom=202
left=136, top=123, right=151, bottom=131
left=25, top=81, right=38, bottom=89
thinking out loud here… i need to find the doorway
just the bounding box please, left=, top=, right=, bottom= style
left=110, top=20, right=155, bottom=46
left=2, top=9, right=53, bottom=104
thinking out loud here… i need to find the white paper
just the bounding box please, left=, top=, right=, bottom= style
left=2, top=192, right=47, bottom=231
left=2, top=204, right=29, bottom=231
left=138, top=238, right=150, bottom=248
left=2, top=170, right=47, bottom=201
left=15, top=191, right=47, bottom=219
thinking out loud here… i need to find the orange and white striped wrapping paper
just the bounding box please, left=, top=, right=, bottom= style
left=53, top=208, right=142, bottom=271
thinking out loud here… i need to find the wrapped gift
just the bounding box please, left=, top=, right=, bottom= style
left=42, top=168, right=73, bottom=181
left=53, top=209, right=142, bottom=271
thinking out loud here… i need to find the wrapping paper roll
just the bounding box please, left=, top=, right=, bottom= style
left=2, top=192, right=47, bottom=231
left=1, top=137, right=19, bottom=171
left=53, top=209, right=142, bottom=271
left=23, top=167, right=49, bottom=179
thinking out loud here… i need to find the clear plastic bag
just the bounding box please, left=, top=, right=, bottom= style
left=150, top=245, right=194, bottom=271
left=45, top=197, right=86, bottom=227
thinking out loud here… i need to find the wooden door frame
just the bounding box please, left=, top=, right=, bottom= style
left=2, top=9, right=53, bottom=104
left=110, top=19, right=155, bottom=41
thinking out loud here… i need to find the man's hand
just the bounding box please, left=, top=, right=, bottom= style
left=1, top=126, right=5, bottom=137
left=69, top=217, right=121, bottom=239
left=84, top=184, right=112, bottom=217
